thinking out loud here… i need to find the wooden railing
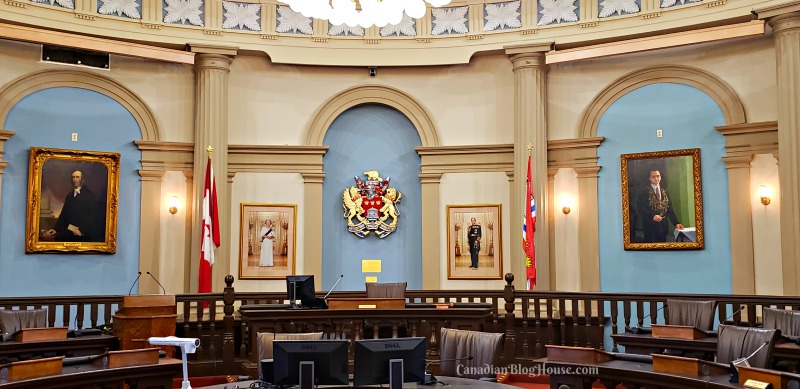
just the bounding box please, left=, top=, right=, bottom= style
left=3, top=273, right=800, bottom=376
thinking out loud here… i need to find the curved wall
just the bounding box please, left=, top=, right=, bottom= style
left=0, top=87, right=142, bottom=296
left=321, top=104, right=423, bottom=291
left=597, top=83, right=730, bottom=293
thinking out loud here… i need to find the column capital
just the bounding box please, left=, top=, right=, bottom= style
left=575, top=166, right=601, bottom=178
left=191, top=44, right=237, bottom=72
left=301, top=172, right=326, bottom=184
left=419, top=172, right=443, bottom=184
left=767, top=12, right=800, bottom=33
left=138, top=169, right=165, bottom=182
left=505, top=43, right=550, bottom=71
left=547, top=167, right=558, bottom=178
left=0, top=129, right=16, bottom=162
left=722, top=154, right=754, bottom=169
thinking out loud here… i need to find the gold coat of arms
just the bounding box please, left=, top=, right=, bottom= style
left=342, top=170, right=402, bottom=238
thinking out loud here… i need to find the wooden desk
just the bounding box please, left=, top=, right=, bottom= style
left=612, top=333, right=800, bottom=363
left=0, top=357, right=181, bottom=388
left=327, top=298, right=405, bottom=310
left=238, top=307, right=493, bottom=373
left=0, top=335, right=118, bottom=364
left=534, top=357, right=740, bottom=389
left=196, top=376, right=516, bottom=389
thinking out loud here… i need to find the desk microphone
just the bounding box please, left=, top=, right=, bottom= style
left=721, top=305, right=746, bottom=324
left=626, top=305, right=666, bottom=334
left=423, top=356, right=473, bottom=385
left=128, top=272, right=142, bottom=295
left=729, top=341, right=769, bottom=382
left=324, top=275, right=344, bottom=299
left=146, top=272, right=167, bottom=294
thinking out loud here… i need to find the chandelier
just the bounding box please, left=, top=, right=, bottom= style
left=278, top=0, right=453, bottom=28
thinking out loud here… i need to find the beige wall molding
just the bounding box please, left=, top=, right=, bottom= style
left=0, top=69, right=161, bottom=141
left=228, top=145, right=329, bottom=175
left=547, top=137, right=605, bottom=169
left=135, top=140, right=194, bottom=172
left=715, top=121, right=779, bottom=295
left=546, top=21, right=765, bottom=64
left=304, top=84, right=440, bottom=147
left=0, top=22, right=195, bottom=64
left=578, top=65, right=747, bottom=138
left=715, top=121, right=779, bottom=158
left=417, top=144, right=514, bottom=175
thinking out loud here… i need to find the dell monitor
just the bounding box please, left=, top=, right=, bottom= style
left=286, top=275, right=316, bottom=309
left=353, top=337, right=426, bottom=388
left=273, top=340, right=349, bottom=389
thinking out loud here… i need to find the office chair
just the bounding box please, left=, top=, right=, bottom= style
left=256, top=331, right=323, bottom=381
left=438, top=327, right=504, bottom=380
left=666, top=299, right=717, bottom=331
left=716, top=324, right=779, bottom=369
left=763, top=307, right=800, bottom=338
left=365, top=282, right=407, bottom=299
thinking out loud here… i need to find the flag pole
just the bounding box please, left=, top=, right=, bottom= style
left=206, top=144, right=214, bottom=157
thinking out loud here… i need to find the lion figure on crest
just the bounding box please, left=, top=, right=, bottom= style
left=379, top=188, right=402, bottom=227
left=342, top=186, right=365, bottom=226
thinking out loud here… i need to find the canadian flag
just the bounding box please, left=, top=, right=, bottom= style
left=198, top=156, right=220, bottom=294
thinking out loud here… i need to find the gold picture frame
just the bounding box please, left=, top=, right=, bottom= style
left=25, top=147, right=120, bottom=254
left=238, top=203, right=297, bottom=279
left=446, top=204, right=503, bottom=280
left=621, top=148, right=704, bottom=250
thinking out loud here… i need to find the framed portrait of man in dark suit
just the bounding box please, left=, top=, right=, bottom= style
left=621, top=148, right=704, bottom=250
left=25, top=147, right=120, bottom=254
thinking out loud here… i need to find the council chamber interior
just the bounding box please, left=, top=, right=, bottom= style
left=0, top=0, right=798, bottom=388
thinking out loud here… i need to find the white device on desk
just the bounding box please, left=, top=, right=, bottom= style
left=149, top=336, right=200, bottom=389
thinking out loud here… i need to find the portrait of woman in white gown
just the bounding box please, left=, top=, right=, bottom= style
left=259, top=220, right=275, bottom=267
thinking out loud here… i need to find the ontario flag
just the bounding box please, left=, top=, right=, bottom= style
left=522, top=156, right=536, bottom=290
left=199, top=156, right=220, bottom=297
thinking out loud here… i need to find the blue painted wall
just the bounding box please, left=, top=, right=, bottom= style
left=1, top=87, right=142, bottom=297
left=597, top=83, right=731, bottom=294
left=321, top=104, right=422, bottom=292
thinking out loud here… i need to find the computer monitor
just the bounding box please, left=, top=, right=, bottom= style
left=286, top=275, right=316, bottom=308
left=273, top=340, right=349, bottom=389
left=353, top=337, right=426, bottom=387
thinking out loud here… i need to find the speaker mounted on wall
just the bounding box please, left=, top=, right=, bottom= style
left=42, top=45, right=110, bottom=69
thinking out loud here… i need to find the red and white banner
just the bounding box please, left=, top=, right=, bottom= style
left=199, top=156, right=220, bottom=294
left=522, top=156, right=536, bottom=290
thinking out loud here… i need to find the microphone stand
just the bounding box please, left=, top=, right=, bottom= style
left=423, top=356, right=474, bottom=385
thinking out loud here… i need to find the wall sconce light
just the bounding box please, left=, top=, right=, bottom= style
left=758, top=185, right=772, bottom=206
left=168, top=196, right=181, bottom=214
left=561, top=195, right=574, bottom=215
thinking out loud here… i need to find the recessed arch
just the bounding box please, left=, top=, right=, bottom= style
left=0, top=69, right=160, bottom=141
left=304, top=85, right=440, bottom=147
left=578, top=65, right=746, bottom=138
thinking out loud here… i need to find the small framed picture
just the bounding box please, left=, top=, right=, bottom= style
left=621, top=148, right=704, bottom=250
left=446, top=204, right=503, bottom=280
left=238, top=203, right=297, bottom=279
left=25, top=147, right=120, bottom=254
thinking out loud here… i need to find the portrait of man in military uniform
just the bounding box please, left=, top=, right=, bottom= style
left=446, top=205, right=503, bottom=280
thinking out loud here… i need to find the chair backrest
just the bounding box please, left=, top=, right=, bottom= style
left=666, top=299, right=717, bottom=331
left=439, top=328, right=504, bottom=379
left=365, top=282, right=407, bottom=299
left=716, top=324, right=779, bottom=368
left=257, top=332, right=324, bottom=380
left=0, top=308, right=48, bottom=335
left=762, top=307, right=800, bottom=337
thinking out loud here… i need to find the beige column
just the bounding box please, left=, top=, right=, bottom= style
left=723, top=155, right=755, bottom=294
left=302, top=172, right=325, bottom=290
left=189, top=44, right=237, bottom=293
left=767, top=13, right=800, bottom=295
left=420, top=172, right=442, bottom=289
left=505, top=43, right=552, bottom=290
left=138, top=169, right=165, bottom=294
left=575, top=166, right=601, bottom=291
left=546, top=168, right=557, bottom=289
left=183, top=171, right=195, bottom=293
left=0, top=130, right=14, bottom=206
